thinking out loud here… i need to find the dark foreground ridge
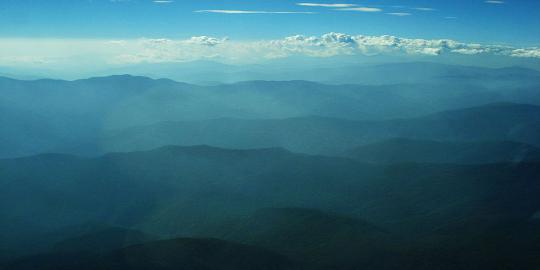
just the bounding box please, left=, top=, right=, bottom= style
left=1, top=145, right=539, bottom=269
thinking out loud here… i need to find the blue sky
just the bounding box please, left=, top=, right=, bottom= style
left=1, top=0, right=540, bottom=77
left=0, top=0, right=539, bottom=46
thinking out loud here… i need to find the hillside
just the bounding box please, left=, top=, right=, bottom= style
left=104, top=103, right=540, bottom=155
left=346, top=139, right=540, bottom=164
left=2, top=72, right=540, bottom=157
left=212, top=208, right=401, bottom=269
left=51, top=227, right=156, bottom=255
left=3, top=238, right=297, bottom=270
left=1, top=146, right=539, bottom=250
left=0, top=145, right=539, bottom=268
left=4, top=205, right=540, bottom=270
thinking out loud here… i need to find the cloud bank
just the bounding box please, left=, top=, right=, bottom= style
left=1, top=33, right=539, bottom=69
left=109, top=33, right=540, bottom=64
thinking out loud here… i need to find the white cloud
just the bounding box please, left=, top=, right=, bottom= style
left=187, top=36, right=227, bottom=46
left=337, top=7, right=382, bottom=12
left=297, top=3, right=357, bottom=8
left=386, top=12, right=412, bottom=16
left=485, top=0, right=504, bottom=4
left=153, top=0, right=174, bottom=3
left=113, top=33, right=540, bottom=63
left=195, top=10, right=315, bottom=14
left=511, top=48, right=540, bottom=58
left=412, top=7, right=435, bottom=11
left=1, top=33, right=540, bottom=70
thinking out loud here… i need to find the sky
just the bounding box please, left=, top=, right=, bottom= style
left=1, top=0, right=539, bottom=44
left=0, top=0, right=540, bottom=76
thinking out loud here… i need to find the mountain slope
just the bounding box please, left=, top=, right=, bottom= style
left=346, top=139, right=540, bottom=164
left=214, top=208, right=402, bottom=269
left=2, top=71, right=540, bottom=158
left=3, top=238, right=297, bottom=270
left=4, top=210, right=540, bottom=270
left=1, top=146, right=539, bottom=239
left=51, top=227, right=156, bottom=255
left=1, top=146, right=539, bottom=268
left=0, top=222, right=156, bottom=263
left=104, top=103, right=540, bottom=155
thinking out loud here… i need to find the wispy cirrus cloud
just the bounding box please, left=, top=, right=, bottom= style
left=485, top=0, right=505, bottom=4
left=296, top=3, right=356, bottom=8
left=412, top=7, right=436, bottom=11
left=153, top=0, right=174, bottom=3
left=337, top=7, right=382, bottom=12
left=295, top=2, right=382, bottom=12
left=386, top=12, right=412, bottom=16
left=195, top=10, right=316, bottom=14
left=197, top=3, right=437, bottom=16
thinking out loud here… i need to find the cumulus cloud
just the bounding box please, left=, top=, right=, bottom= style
left=187, top=36, right=227, bottom=46
left=511, top=48, right=540, bottom=58
left=109, top=33, right=540, bottom=64
left=112, top=36, right=229, bottom=64
left=1, top=33, right=540, bottom=69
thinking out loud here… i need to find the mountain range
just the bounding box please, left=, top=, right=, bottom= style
left=345, top=139, right=540, bottom=164
left=2, top=61, right=540, bottom=269
left=1, top=146, right=539, bottom=269
left=103, top=102, right=540, bottom=155
left=101, top=61, right=540, bottom=87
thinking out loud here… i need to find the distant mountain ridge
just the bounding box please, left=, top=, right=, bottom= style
left=97, top=61, right=540, bottom=86
left=103, top=103, right=540, bottom=155
left=2, top=65, right=540, bottom=158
